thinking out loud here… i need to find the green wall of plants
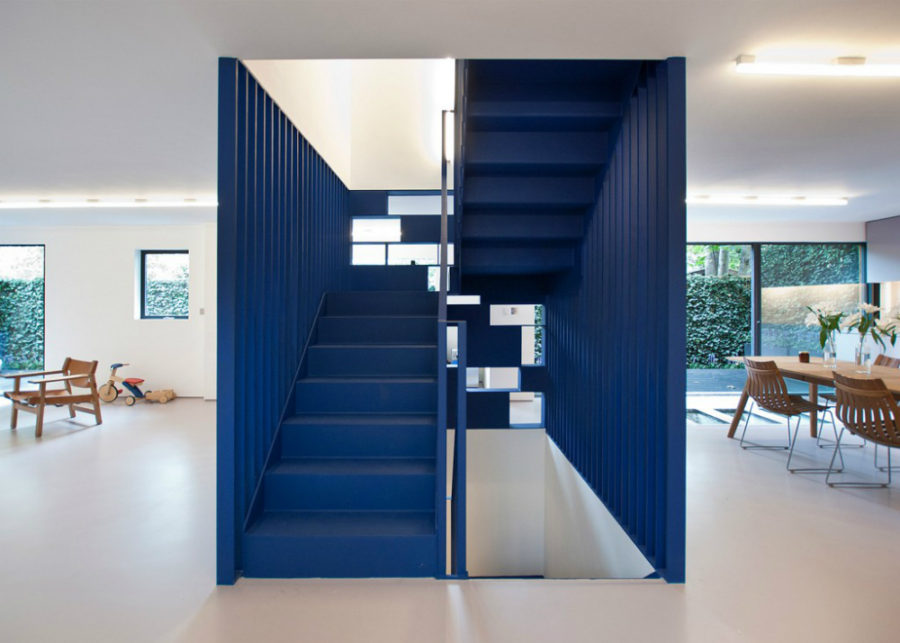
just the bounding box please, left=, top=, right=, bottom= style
left=0, top=279, right=44, bottom=370
left=686, top=275, right=751, bottom=368
left=144, top=280, right=189, bottom=318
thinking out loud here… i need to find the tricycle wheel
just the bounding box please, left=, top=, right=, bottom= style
left=124, top=395, right=136, bottom=406
left=99, top=383, right=118, bottom=402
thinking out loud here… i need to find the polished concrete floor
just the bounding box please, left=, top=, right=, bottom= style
left=1, top=401, right=900, bottom=642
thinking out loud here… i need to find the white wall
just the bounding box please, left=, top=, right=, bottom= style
left=202, top=223, right=218, bottom=399
left=865, top=215, right=900, bottom=283
left=452, top=429, right=654, bottom=578
left=544, top=438, right=655, bottom=579
left=688, top=218, right=865, bottom=243
left=454, top=429, right=546, bottom=577
left=349, top=59, right=454, bottom=190
left=244, top=60, right=353, bottom=186
left=246, top=59, right=455, bottom=191
left=0, top=225, right=213, bottom=398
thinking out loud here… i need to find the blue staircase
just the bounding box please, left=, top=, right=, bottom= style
left=242, top=290, right=440, bottom=578
left=458, top=60, right=639, bottom=276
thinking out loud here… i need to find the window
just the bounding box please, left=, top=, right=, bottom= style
left=140, top=250, right=189, bottom=319
left=465, top=367, right=520, bottom=391
left=760, top=243, right=864, bottom=356
left=388, top=243, right=453, bottom=266
left=684, top=243, right=864, bottom=396
left=387, top=194, right=454, bottom=216
left=685, top=244, right=752, bottom=371
left=351, top=244, right=386, bottom=265
left=352, top=218, right=401, bottom=242
left=0, top=245, right=45, bottom=370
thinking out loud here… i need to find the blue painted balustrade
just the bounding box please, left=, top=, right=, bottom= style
left=457, top=59, right=686, bottom=582
left=217, top=58, right=349, bottom=583
left=545, top=59, right=686, bottom=582
left=216, top=55, right=685, bottom=584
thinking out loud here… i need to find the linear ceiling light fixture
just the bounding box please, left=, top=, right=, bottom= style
left=687, top=194, right=848, bottom=207
left=735, top=54, right=900, bottom=77
left=0, top=197, right=218, bottom=209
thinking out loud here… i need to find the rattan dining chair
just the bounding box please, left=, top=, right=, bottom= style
left=827, top=372, right=900, bottom=487
left=874, top=354, right=900, bottom=368
left=817, top=354, right=900, bottom=451
left=741, top=358, right=840, bottom=473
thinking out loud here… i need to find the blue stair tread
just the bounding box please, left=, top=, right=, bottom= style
left=248, top=511, right=436, bottom=537
left=271, top=458, right=435, bottom=475
left=321, top=314, right=437, bottom=319
left=312, top=343, right=437, bottom=348
left=285, top=413, right=436, bottom=426
left=299, top=377, right=437, bottom=384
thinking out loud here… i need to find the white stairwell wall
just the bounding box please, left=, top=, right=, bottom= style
left=450, top=429, right=655, bottom=578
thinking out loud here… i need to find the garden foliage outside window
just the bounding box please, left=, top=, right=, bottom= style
left=141, top=251, right=189, bottom=319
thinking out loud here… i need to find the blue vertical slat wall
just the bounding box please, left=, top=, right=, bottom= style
left=217, top=58, right=349, bottom=584
left=546, top=58, right=686, bottom=583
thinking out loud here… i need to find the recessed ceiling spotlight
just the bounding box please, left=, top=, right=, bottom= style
left=735, top=54, right=900, bottom=77
left=686, top=194, right=848, bottom=206
left=0, top=197, right=217, bottom=209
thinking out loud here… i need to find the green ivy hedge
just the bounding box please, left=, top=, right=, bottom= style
left=0, top=279, right=45, bottom=370
left=686, top=275, right=751, bottom=369
left=144, top=280, right=189, bottom=318
left=760, top=244, right=860, bottom=288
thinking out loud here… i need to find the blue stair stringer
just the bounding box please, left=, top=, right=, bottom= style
left=242, top=290, right=441, bottom=578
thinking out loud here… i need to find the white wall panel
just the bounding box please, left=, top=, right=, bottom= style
left=1, top=224, right=210, bottom=397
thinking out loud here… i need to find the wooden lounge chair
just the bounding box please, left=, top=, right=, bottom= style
left=2, top=358, right=103, bottom=437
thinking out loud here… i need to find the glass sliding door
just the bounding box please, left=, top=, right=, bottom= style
left=0, top=245, right=45, bottom=372
left=760, top=244, right=864, bottom=357
left=686, top=245, right=752, bottom=394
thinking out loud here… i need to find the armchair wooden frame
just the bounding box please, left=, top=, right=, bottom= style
left=2, top=358, right=103, bottom=437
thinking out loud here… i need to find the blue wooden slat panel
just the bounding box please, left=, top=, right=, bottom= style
left=349, top=190, right=388, bottom=216
left=545, top=58, right=686, bottom=583
left=217, top=58, right=349, bottom=584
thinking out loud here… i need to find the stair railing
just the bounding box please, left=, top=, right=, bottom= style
left=241, top=292, right=329, bottom=534
left=436, top=108, right=468, bottom=578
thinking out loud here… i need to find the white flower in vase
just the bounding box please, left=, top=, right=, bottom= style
left=841, top=312, right=862, bottom=329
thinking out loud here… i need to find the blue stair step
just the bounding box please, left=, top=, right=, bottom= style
left=462, top=214, right=583, bottom=241
left=295, top=377, right=437, bottom=414
left=325, top=291, right=438, bottom=316
left=243, top=511, right=437, bottom=578
left=466, top=130, right=607, bottom=175
left=317, top=316, right=437, bottom=344
left=264, top=458, right=436, bottom=511
left=282, top=413, right=436, bottom=458
left=463, top=176, right=596, bottom=208
left=307, top=344, right=437, bottom=377
left=462, top=246, right=575, bottom=275
left=467, top=99, right=622, bottom=131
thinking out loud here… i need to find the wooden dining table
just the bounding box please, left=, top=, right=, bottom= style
left=725, top=356, right=900, bottom=439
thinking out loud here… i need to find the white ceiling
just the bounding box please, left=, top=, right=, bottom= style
left=1, top=0, right=899, bottom=230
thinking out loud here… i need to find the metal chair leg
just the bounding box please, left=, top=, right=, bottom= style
left=788, top=415, right=843, bottom=474
left=816, top=406, right=862, bottom=449
left=828, top=430, right=893, bottom=488
left=874, top=445, right=900, bottom=473
left=740, top=403, right=790, bottom=450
